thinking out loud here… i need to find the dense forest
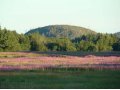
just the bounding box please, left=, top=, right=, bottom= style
left=0, top=26, right=120, bottom=52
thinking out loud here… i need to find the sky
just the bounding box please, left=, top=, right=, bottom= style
left=0, top=0, right=120, bottom=34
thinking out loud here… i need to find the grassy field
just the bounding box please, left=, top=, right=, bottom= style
left=0, top=51, right=120, bottom=89
left=0, top=69, right=120, bottom=89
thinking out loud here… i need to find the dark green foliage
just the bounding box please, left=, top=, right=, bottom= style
left=95, top=34, right=117, bottom=51
left=47, top=38, right=77, bottom=51
left=0, top=28, right=21, bottom=51
left=28, top=33, right=48, bottom=51
left=73, top=33, right=119, bottom=51
left=47, top=43, right=61, bottom=51
left=18, top=34, right=31, bottom=50
left=25, top=25, right=96, bottom=39
left=0, top=27, right=30, bottom=51
left=0, top=29, right=7, bottom=49
left=112, top=39, right=120, bottom=51
left=76, top=40, right=96, bottom=51
left=0, top=26, right=120, bottom=51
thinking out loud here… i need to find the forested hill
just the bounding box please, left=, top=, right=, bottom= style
left=25, top=25, right=96, bottom=39
left=115, top=32, right=120, bottom=38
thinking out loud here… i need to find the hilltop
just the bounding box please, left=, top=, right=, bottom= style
left=25, top=25, right=96, bottom=39
left=115, top=32, right=120, bottom=38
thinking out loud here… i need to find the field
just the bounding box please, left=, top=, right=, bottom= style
left=0, top=69, right=120, bottom=89
left=0, top=51, right=120, bottom=88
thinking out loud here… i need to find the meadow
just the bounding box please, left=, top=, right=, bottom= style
left=0, top=69, right=120, bottom=89
left=0, top=51, right=120, bottom=88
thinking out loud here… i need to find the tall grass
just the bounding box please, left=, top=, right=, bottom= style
left=0, top=52, right=120, bottom=70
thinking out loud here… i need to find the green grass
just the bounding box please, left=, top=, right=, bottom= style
left=0, top=69, right=120, bottom=89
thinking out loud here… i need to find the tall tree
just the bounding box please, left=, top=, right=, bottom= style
left=29, top=33, right=48, bottom=51
left=18, top=34, right=31, bottom=51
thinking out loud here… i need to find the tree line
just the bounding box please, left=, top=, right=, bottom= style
left=0, top=27, right=120, bottom=52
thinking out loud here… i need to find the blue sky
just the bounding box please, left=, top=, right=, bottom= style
left=0, top=0, right=120, bottom=34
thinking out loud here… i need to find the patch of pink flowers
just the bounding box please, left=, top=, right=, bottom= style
left=0, top=52, right=120, bottom=70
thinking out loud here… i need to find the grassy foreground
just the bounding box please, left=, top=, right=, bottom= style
left=0, top=69, right=120, bottom=89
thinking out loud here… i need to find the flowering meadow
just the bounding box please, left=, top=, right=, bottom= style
left=0, top=52, right=120, bottom=70
left=0, top=52, right=120, bottom=89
